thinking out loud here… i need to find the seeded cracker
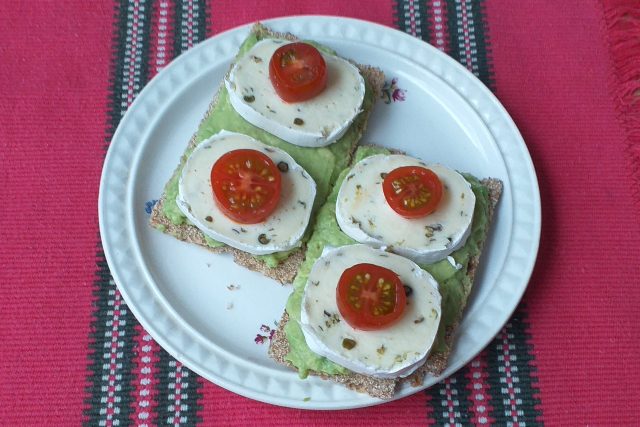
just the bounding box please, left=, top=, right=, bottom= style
left=149, top=23, right=385, bottom=284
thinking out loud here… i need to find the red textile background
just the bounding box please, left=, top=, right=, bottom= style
left=0, top=2, right=113, bottom=425
left=486, top=0, right=640, bottom=423
left=0, top=0, right=639, bottom=425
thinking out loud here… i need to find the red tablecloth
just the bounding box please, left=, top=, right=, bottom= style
left=2, top=0, right=639, bottom=425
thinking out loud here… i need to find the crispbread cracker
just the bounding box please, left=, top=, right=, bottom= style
left=268, top=178, right=502, bottom=399
left=149, top=23, right=385, bottom=284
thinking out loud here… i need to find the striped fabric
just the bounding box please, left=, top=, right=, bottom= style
left=3, top=0, right=638, bottom=425
left=85, top=2, right=207, bottom=425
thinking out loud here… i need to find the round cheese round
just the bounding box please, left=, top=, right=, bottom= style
left=224, top=39, right=365, bottom=147
left=177, top=131, right=316, bottom=255
left=300, top=244, right=441, bottom=379
left=336, top=154, right=476, bottom=265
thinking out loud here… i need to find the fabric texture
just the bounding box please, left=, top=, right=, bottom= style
left=0, top=0, right=638, bottom=425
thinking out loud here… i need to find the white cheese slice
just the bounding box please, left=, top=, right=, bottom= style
left=224, top=39, right=365, bottom=147
left=176, top=130, right=316, bottom=255
left=300, top=244, right=441, bottom=379
left=336, top=154, right=476, bottom=265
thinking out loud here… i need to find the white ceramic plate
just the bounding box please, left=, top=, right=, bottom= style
left=99, top=16, right=540, bottom=410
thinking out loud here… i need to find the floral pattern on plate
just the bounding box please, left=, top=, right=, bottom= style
left=381, top=78, right=406, bottom=104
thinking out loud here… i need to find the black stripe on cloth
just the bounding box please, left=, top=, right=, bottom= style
left=156, top=350, right=203, bottom=426
left=393, top=0, right=431, bottom=39
left=486, top=308, right=543, bottom=426
left=174, top=0, right=209, bottom=55
left=445, top=0, right=465, bottom=72
left=446, top=0, right=495, bottom=91
left=427, top=373, right=473, bottom=425
left=467, top=0, right=495, bottom=91
left=196, top=0, right=209, bottom=41
left=84, top=0, right=153, bottom=425
left=84, top=255, right=137, bottom=425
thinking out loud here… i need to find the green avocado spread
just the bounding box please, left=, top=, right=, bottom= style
left=283, top=146, right=491, bottom=378
left=160, top=32, right=376, bottom=267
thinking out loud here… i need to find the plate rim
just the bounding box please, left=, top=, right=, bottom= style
left=99, top=15, right=541, bottom=410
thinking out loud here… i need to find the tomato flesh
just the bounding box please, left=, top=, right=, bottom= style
left=382, top=166, right=443, bottom=218
left=269, top=42, right=327, bottom=103
left=336, top=263, right=407, bottom=331
left=210, top=149, right=281, bottom=224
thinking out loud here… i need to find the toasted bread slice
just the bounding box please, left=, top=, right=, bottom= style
left=268, top=174, right=502, bottom=399
left=150, top=23, right=385, bottom=284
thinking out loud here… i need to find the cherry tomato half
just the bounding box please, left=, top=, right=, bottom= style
left=210, top=149, right=281, bottom=224
left=269, top=42, right=327, bottom=103
left=336, top=263, right=407, bottom=331
left=382, top=166, right=443, bottom=218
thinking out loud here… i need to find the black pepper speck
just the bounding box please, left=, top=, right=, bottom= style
left=277, top=161, right=289, bottom=173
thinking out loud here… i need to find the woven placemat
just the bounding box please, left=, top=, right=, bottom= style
left=2, top=1, right=640, bottom=425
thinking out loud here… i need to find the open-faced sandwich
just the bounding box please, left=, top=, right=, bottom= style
left=150, top=23, right=385, bottom=284
left=269, top=145, right=502, bottom=398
